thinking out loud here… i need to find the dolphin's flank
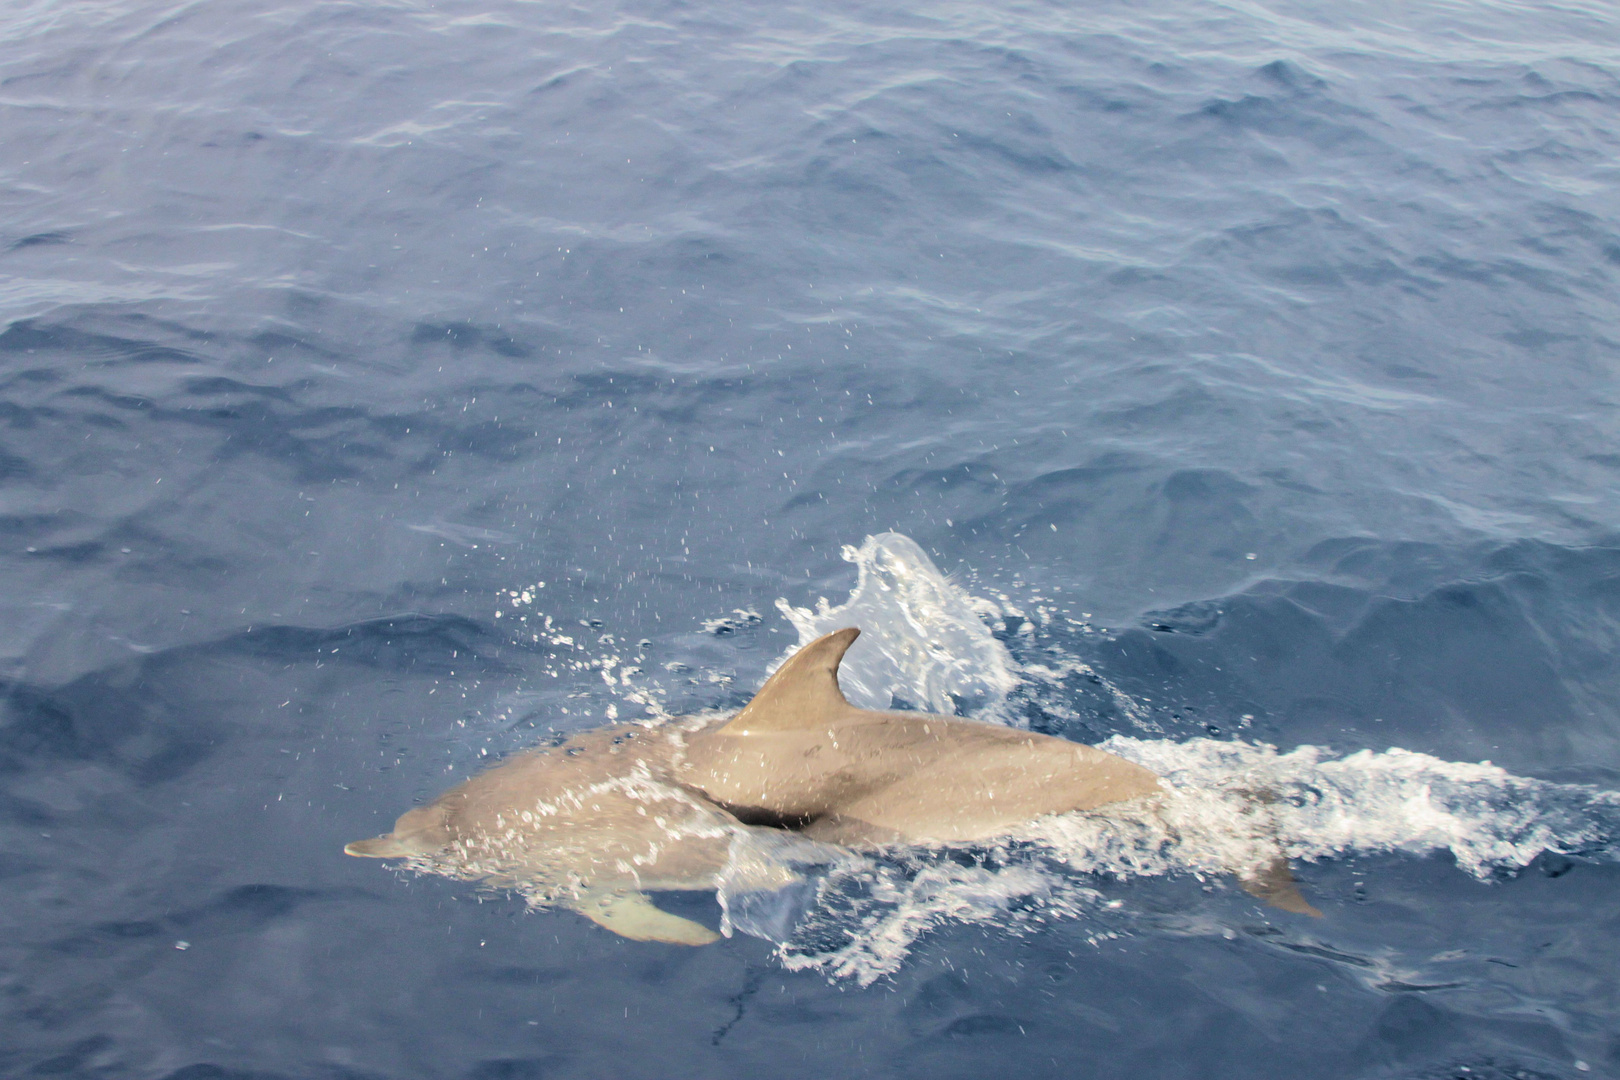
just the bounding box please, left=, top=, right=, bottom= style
left=345, top=627, right=1317, bottom=943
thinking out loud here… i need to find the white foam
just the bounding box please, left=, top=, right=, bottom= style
left=498, top=535, right=1620, bottom=986
left=739, top=534, right=1620, bottom=984
left=762, top=737, right=1620, bottom=984
left=774, top=532, right=1016, bottom=718
left=1100, top=737, right=1620, bottom=879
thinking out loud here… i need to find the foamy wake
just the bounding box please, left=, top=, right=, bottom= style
left=496, top=533, right=1620, bottom=985
left=726, top=738, right=1620, bottom=985
left=714, top=535, right=1620, bottom=984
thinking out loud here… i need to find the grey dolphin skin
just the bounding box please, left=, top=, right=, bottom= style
left=678, top=628, right=1163, bottom=843
left=344, top=719, right=739, bottom=944
left=345, top=627, right=1317, bottom=944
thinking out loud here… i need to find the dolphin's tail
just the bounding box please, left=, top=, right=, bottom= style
left=1239, top=856, right=1322, bottom=917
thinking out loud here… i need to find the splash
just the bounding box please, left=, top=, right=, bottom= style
left=489, top=580, right=675, bottom=732
left=774, top=532, right=1016, bottom=718
left=488, top=536, right=1620, bottom=986
left=1099, top=737, right=1620, bottom=879
left=765, top=737, right=1620, bottom=985
left=738, top=534, right=1620, bottom=984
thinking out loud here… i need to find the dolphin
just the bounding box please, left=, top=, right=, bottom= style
left=680, top=628, right=1317, bottom=915
left=346, top=627, right=1316, bottom=944
left=344, top=722, right=748, bottom=944
left=678, top=628, right=1162, bottom=843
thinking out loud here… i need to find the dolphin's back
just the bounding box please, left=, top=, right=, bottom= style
left=346, top=625, right=1315, bottom=937
left=681, top=628, right=1161, bottom=843
left=818, top=715, right=1160, bottom=842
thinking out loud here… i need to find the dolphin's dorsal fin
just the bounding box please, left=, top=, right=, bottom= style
left=721, top=627, right=860, bottom=734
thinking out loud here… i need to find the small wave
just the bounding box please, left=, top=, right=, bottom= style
left=405, top=521, right=513, bottom=547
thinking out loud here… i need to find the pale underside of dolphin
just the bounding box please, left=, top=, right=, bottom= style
left=346, top=627, right=1318, bottom=944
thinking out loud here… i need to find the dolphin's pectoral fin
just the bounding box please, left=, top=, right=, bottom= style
left=573, top=889, right=721, bottom=946
left=344, top=835, right=409, bottom=858
left=1240, top=857, right=1322, bottom=917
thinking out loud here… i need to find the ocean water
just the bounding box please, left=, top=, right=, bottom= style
left=2, top=0, right=1619, bottom=1076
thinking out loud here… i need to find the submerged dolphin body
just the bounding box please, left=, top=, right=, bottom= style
left=346, top=627, right=1316, bottom=944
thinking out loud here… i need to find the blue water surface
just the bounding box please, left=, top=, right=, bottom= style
left=2, top=0, right=1619, bottom=1076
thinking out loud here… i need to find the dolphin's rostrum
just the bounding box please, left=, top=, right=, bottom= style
left=346, top=628, right=1317, bottom=943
